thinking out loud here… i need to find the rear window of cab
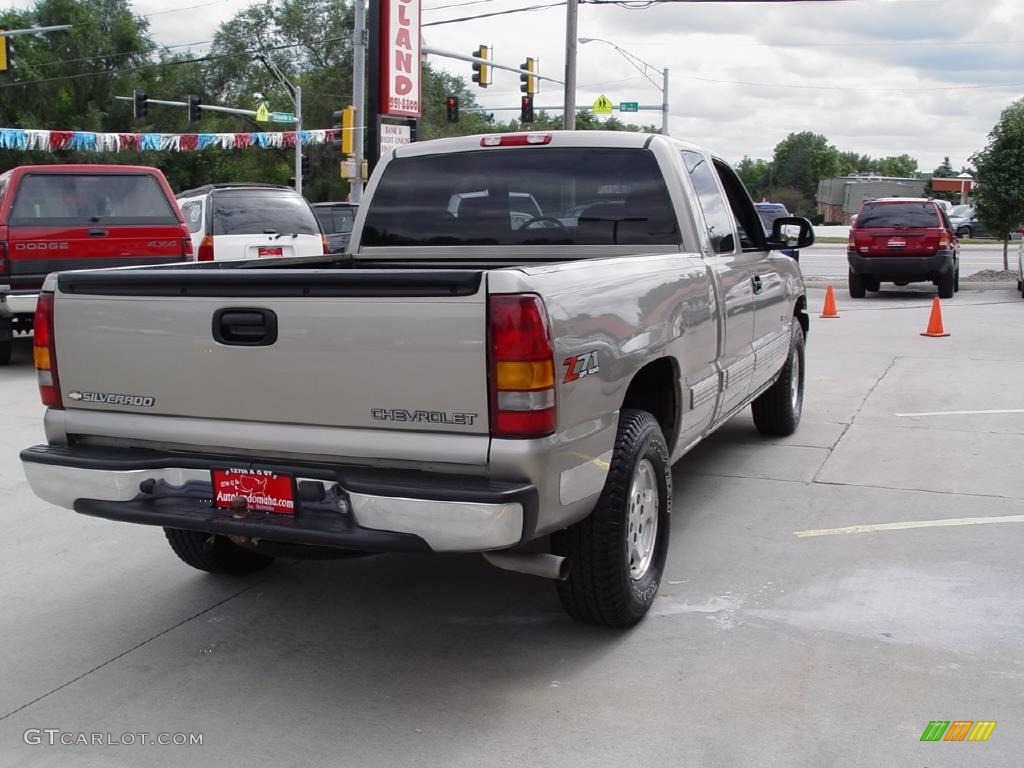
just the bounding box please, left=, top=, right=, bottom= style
left=8, top=173, right=178, bottom=226
left=856, top=202, right=941, bottom=229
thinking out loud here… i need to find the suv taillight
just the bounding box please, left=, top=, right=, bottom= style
left=488, top=294, right=556, bottom=438
left=34, top=292, right=63, bottom=409
left=197, top=235, right=214, bottom=262
left=322, top=235, right=330, bottom=255
left=0, top=240, right=8, bottom=280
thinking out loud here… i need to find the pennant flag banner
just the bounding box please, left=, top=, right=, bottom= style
left=0, top=128, right=339, bottom=153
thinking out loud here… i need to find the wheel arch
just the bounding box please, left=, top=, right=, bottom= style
left=620, top=357, right=680, bottom=452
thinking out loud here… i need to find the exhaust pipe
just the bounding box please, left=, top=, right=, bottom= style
left=482, top=551, right=570, bottom=581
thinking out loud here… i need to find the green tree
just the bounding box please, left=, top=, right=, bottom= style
left=771, top=132, right=839, bottom=216
left=924, top=156, right=957, bottom=203
left=970, top=98, right=1024, bottom=269
left=736, top=156, right=772, bottom=201
left=877, top=154, right=918, bottom=177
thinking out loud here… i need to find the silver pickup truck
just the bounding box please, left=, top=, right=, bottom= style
left=21, top=131, right=812, bottom=628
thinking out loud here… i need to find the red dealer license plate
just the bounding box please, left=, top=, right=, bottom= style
left=212, top=468, right=296, bottom=514
left=258, top=247, right=283, bottom=257
left=887, top=238, right=907, bottom=248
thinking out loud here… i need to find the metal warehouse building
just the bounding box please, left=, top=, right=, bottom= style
left=816, top=176, right=927, bottom=224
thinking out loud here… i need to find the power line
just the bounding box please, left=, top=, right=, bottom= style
left=422, top=0, right=507, bottom=11
left=23, top=39, right=217, bottom=71
left=423, top=2, right=566, bottom=26
left=142, top=0, right=246, bottom=18
left=0, top=36, right=346, bottom=90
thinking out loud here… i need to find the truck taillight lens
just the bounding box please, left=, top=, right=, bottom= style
left=197, top=235, right=214, bottom=261
left=0, top=240, right=8, bottom=277
left=34, top=292, right=63, bottom=409
left=488, top=294, right=556, bottom=438
left=181, top=226, right=194, bottom=259
left=322, top=235, right=330, bottom=254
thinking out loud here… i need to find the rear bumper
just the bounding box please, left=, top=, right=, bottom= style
left=0, top=290, right=39, bottom=319
left=847, top=250, right=956, bottom=281
left=21, top=445, right=537, bottom=553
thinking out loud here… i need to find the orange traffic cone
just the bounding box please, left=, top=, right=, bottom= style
left=920, top=297, right=950, bottom=337
left=820, top=285, right=839, bottom=318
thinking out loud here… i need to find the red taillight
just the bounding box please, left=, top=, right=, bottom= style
left=488, top=294, right=556, bottom=438
left=0, top=240, right=8, bottom=279
left=181, top=226, right=194, bottom=259
left=480, top=133, right=552, bottom=147
left=322, top=235, right=330, bottom=254
left=197, top=235, right=214, bottom=262
left=34, top=292, right=63, bottom=409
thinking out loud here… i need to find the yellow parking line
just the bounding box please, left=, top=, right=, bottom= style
left=794, top=514, right=1024, bottom=538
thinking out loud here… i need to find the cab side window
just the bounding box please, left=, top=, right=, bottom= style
left=682, top=151, right=735, bottom=254
left=712, top=159, right=767, bottom=251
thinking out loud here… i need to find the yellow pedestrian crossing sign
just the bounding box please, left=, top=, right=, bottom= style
left=255, top=102, right=270, bottom=123
left=592, top=94, right=613, bottom=115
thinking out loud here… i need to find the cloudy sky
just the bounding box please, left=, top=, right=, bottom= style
left=10, top=0, right=1024, bottom=171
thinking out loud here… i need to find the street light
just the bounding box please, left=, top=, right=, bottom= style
left=578, top=37, right=669, bottom=135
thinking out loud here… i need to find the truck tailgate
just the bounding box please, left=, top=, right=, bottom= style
left=51, top=269, right=490, bottom=436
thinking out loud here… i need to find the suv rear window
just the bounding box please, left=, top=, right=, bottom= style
left=212, top=192, right=320, bottom=236
left=361, top=148, right=680, bottom=247
left=856, top=202, right=940, bottom=229
left=314, top=206, right=356, bottom=235
left=9, top=173, right=178, bottom=226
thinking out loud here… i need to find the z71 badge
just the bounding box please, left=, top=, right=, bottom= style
left=563, top=351, right=600, bottom=383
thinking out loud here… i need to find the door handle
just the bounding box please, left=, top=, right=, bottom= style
left=212, top=308, right=278, bottom=346
left=751, top=275, right=763, bottom=294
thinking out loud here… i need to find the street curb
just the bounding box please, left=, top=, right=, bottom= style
left=801, top=279, right=1017, bottom=292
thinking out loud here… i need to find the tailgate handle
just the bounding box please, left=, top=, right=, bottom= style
left=88, top=229, right=108, bottom=237
left=213, top=308, right=278, bottom=347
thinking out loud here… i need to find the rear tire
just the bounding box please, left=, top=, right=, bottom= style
left=164, top=528, right=275, bottom=574
left=751, top=320, right=805, bottom=437
left=937, top=270, right=954, bottom=299
left=552, top=409, right=671, bottom=628
left=848, top=270, right=866, bottom=299
left=0, top=320, right=11, bottom=366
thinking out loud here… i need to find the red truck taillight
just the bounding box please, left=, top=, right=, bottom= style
left=488, top=294, right=556, bottom=438
left=197, top=235, right=214, bottom=261
left=0, top=240, right=8, bottom=279
left=34, top=292, right=63, bottom=409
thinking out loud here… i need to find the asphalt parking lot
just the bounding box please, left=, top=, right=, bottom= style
left=1, top=284, right=1021, bottom=768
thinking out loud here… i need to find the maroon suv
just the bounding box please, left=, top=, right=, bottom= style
left=847, top=198, right=960, bottom=299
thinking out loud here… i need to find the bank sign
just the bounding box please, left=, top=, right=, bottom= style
left=380, top=0, right=421, bottom=118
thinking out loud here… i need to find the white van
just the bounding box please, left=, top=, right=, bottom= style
left=176, top=183, right=327, bottom=261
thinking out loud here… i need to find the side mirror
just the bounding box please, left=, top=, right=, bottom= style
left=768, top=216, right=815, bottom=252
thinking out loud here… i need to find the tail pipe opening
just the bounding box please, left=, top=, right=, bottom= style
left=482, top=551, right=570, bottom=581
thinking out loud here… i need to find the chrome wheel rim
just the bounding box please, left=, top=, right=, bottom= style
left=627, top=458, right=659, bottom=581
left=790, top=348, right=801, bottom=413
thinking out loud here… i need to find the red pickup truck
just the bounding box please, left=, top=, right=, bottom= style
left=0, top=164, right=192, bottom=364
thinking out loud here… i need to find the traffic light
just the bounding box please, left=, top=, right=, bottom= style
left=520, top=95, right=534, bottom=124
left=187, top=95, right=202, bottom=123
left=519, top=57, right=538, bottom=96
left=301, top=155, right=310, bottom=176
left=342, top=106, right=355, bottom=154
left=445, top=95, right=459, bottom=124
left=0, top=29, right=11, bottom=74
left=133, top=89, right=148, bottom=120
left=471, top=45, right=491, bottom=88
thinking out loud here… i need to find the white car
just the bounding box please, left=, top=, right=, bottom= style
left=176, top=183, right=327, bottom=261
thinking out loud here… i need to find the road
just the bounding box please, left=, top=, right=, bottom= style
left=1, top=286, right=1023, bottom=767
left=800, top=243, right=1014, bottom=279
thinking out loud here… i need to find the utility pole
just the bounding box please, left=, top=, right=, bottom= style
left=351, top=0, right=367, bottom=203
left=661, top=68, right=669, bottom=135
left=256, top=54, right=303, bottom=196
left=563, top=0, right=578, bottom=130
left=367, top=0, right=381, bottom=176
